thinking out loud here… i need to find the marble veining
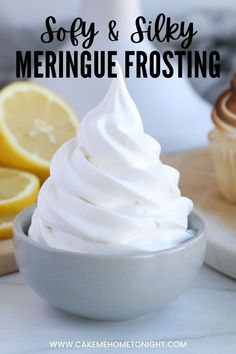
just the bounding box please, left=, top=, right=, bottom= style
left=0, top=265, right=236, bottom=354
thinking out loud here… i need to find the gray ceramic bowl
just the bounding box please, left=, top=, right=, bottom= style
left=13, top=206, right=206, bottom=321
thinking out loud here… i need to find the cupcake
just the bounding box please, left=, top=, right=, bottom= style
left=209, top=74, right=236, bottom=203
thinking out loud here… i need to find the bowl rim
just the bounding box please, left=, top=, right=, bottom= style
left=13, top=205, right=205, bottom=260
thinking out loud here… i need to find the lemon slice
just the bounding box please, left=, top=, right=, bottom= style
left=0, top=221, right=12, bottom=240
left=0, top=216, right=15, bottom=240
left=0, top=82, right=79, bottom=182
left=0, top=167, right=39, bottom=240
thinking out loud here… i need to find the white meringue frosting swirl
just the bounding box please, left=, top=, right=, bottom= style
left=29, top=62, right=193, bottom=255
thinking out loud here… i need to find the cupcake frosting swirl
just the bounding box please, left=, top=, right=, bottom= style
left=212, top=74, right=236, bottom=137
left=29, top=62, right=193, bottom=255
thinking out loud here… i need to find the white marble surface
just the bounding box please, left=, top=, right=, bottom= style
left=0, top=265, right=236, bottom=354
left=199, top=209, right=236, bottom=279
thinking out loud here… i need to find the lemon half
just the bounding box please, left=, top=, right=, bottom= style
left=0, top=82, right=79, bottom=182
left=0, top=167, right=39, bottom=240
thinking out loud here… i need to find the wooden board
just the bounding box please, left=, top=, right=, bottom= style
left=0, top=239, right=17, bottom=276
left=164, top=149, right=236, bottom=279
left=165, top=149, right=236, bottom=228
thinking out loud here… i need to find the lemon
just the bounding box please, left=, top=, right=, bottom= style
left=0, top=221, right=12, bottom=240
left=0, top=167, right=39, bottom=240
left=0, top=82, right=79, bottom=182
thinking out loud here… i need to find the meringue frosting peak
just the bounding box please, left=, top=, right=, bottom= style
left=212, top=74, right=236, bottom=136
left=29, top=61, right=193, bottom=255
